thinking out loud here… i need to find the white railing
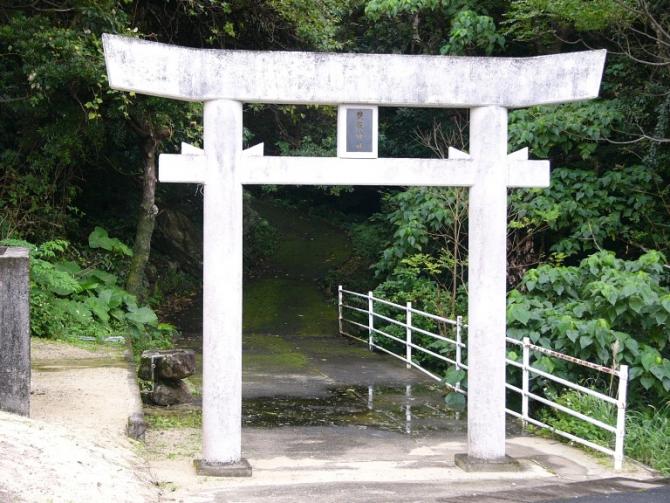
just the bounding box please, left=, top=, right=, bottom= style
left=338, top=286, right=629, bottom=470
left=505, top=336, right=628, bottom=470
left=338, top=286, right=466, bottom=392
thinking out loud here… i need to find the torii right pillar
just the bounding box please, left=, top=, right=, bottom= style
left=460, top=105, right=511, bottom=467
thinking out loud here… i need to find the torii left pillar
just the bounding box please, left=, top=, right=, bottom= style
left=195, top=99, right=251, bottom=476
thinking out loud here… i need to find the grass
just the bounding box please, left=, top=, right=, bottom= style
left=537, top=388, right=670, bottom=474
left=539, top=389, right=616, bottom=450
left=145, top=410, right=202, bottom=429
left=625, top=405, right=670, bottom=474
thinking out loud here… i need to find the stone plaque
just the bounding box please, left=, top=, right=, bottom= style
left=346, top=108, right=373, bottom=153
left=337, top=105, right=378, bottom=158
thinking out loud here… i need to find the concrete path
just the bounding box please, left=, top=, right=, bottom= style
left=142, top=200, right=661, bottom=502
left=0, top=339, right=158, bottom=502
left=545, top=483, right=670, bottom=503
left=145, top=329, right=659, bottom=502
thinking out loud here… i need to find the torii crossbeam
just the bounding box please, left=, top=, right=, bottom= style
left=102, top=34, right=605, bottom=475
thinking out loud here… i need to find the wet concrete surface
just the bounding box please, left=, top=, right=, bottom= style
left=145, top=201, right=658, bottom=501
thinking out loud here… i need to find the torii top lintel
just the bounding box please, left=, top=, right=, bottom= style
left=102, top=34, right=606, bottom=109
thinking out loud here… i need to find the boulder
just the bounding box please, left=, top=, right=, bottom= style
left=154, top=209, right=203, bottom=276
left=138, top=349, right=196, bottom=381
left=150, top=380, right=192, bottom=406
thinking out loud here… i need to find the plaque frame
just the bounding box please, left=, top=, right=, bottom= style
left=337, top=104, right=378, bottom=159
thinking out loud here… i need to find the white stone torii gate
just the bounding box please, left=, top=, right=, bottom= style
left=102, top=34, right=605, bottom=475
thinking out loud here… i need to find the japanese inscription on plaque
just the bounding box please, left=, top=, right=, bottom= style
left=346, top=108, right=372, bottom=153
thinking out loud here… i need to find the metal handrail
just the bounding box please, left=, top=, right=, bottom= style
left=506, top=337, right=620, bottom=376
left=338, top=285, right=629, bottom=470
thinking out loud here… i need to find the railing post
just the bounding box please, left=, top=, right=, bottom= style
left=338, top=285, right=343, bottom=336
left=368, top=291, right=374, bottom=351
left=614, top=364, right=628, bottom=470
left=455, top=315, right=463, bottom=392
left=522, top=337, right=530, bottom=428
left=406, top=302, right=412, bottom=369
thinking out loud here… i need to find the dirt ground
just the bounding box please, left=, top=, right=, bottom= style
left=0, top=339, right=159, bottom=503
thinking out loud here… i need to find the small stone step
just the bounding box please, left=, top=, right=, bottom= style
left=150, top=380, right=192, bottom=406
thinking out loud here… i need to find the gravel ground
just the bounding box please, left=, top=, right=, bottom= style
left=0, top=339, right=159, bottom=503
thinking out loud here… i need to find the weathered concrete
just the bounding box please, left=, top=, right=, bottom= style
left=194, top=458, right=252, bottom=477
left=454, top=453, right=521, bottom=472
left=201, top=99, right=244, bottom=464
left=161, top=152, right=550, bottom=188
left=102, top=34, right=606, bottom=108
left=0, top=247, right=30, bottom=416
left=146, top=266, right=657, bottom=500
left=148, top=426, right=659, bottom=502
left=101, top=34, right=606, bottom=468
left=466, top=107, right=509, bottom=459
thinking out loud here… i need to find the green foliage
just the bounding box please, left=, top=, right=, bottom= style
left=363, top=0, right=504, bottom=55
left=243, top=195, right=279, bottom=274
left=625, top=406, right=670, bottom=474
left=443, top=390, right=466, bottom=410
left=442, top=365, right=467, bottom=408
left=88, top=226, right=133, bottom=256
left=540, top=391, right=670, bottom=474
left=511, top=165, right=662, bottom=257
left=505, top=0, right=634, bottom=41
left=509, top=102, right=622, bottom=160
left=145, top=410, right=202, bottom=430
left=0, top=8, right=129, bottom=240
left=539, top=388, right=615, bottom=448
left=369, top=268, right=466, bottom=371
left=440, top=10, right=504, bottom=55
left=376, top=187, right=466, bottom=275
left=277, top=134, right=336, bottom=158
left=365, top=0, right=480, bottom=20
left=268, top=0, right=348, bottom=50
left=350, top=221, right=388, bottom=266
left=508, top=250, right=670, bottom=404
left=0, top=230, right=174, bottom=354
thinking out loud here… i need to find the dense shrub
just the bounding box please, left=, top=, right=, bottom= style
left=507, top=250, right=670, bottom=406
left=1, top=229, right=174, bottom=355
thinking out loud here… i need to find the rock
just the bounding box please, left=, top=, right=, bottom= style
left=138, top=349, right=196, bottom=381
left=126, top=412, right=147, bottom=441
left=154, top=209, right=203, bottom=276
left=150, top=380, right=192, bottom=406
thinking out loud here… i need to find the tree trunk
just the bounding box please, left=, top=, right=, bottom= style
left=126, top=134, right=160, bottom=298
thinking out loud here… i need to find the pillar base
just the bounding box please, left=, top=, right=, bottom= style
left=194, top=458, right=252, bottom=477
left=454, top=453, right=521, bottom=472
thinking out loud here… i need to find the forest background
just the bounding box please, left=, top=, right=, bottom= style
left=1, top=0, right=669, bottom=472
